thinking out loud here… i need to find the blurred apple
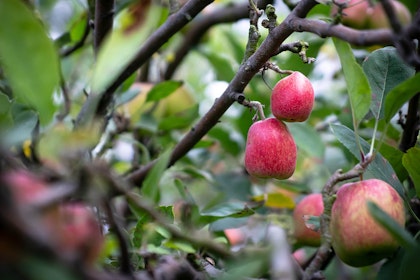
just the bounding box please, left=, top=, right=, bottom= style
left=49, top=202, right=104, bottom=266
left=224, top=228, right=246, bottom=246
left=331, top=0, right=371, bottom=29
left=367, top=0, right=411, bottom=29
left=293, top=193, right=324, bottom=247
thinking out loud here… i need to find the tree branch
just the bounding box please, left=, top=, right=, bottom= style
left=93, top=0, right=114, bottom=53
left=288, top=18, right=394, bottom=46
left=126, top=0, right=319, bottom=186
left=164, top=0, right=274, bottom=80
left=82, top=0, right=214, bottom=124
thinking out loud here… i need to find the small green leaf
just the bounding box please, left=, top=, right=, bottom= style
left=362, top=47, right=414, bottom=120
left=252, top=193, right=295, bottom=209
left=0, top=93, right=13, bottom=128
left=333, top=38, right=371, bottom=124
left=367, top=201, right=416, bottom=249
left=201, top=202, right=260, bottom=218
left=402, top=147, right=420, bottom=198
left=0, top=0, right=60, bottom=125
left=141, top=148, right=172, bottom=203
left=146, top=81, right=182, bottom=102
left=384, top=72, right=420, bottom=122
left=158, top=105, right=198, bottom=130
left=330, top=123, right=405, bottom=197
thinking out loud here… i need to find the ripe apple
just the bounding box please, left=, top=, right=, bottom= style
left=2, top=170, right=53, bottom=207
left=330, top=179, right=405, bottom=267
left=367, top=0, right=411, bottom=29
left=293, top=193, right=324, bottom=247
left=270, top=71, right=314, bottom=122
left=224, top=228, right=246, bottom=246
left=331, top=0, right=371, bottom=29
left=49, top=202, right=104, bottom=265
left=244, top=118, right=297, bottom=180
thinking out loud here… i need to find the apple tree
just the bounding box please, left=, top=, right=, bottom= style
left=0, top=0, right=419, bottom=279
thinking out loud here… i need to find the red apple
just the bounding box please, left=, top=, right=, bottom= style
left=244, top=118, right=297, bottom=179
left=331, top=0, right=371, bottom=29
left=2, top=170, right=50, bottom=206
left=271, top=71, right=314, bottom=122
left=47, top=202, right=104, bottom=265
left=224, top=228, right=246, bottom=246
left=330, top=179, right=405, bottom=267
left=367, top=0, right=411, bottom=29
left=293, top=193, right=324, bottom=247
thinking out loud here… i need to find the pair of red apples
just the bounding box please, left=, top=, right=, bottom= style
left=244, top=71, right=314, bottom=180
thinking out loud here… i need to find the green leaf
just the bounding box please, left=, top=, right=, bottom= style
left=367, top=201, right=416, bottom=248
left=402, top=147, right=420, bottom=198
left=141, top=148, right=172, bottom=203
left=0, top=0, right=60, bottom=125
left=201, top=201, right=260, bottom=218
left=384, top=72, right=420, bottom=122
left=91, top=4, right=162, bottom=94
left=0, top=93, right=13, bottom=128
left=333, top=38, right=371, bottom=124
left=379, top=143, right=408, bottom=182
left=362, top=47, right=414, bottom=120
left=288, top=122, right=325, bottom=159
left=330, top=123, right=405, bottom=197
left=146, top=81, right=183, bottom=102
left=158, top=105, right=198, bottom=130
left=252, top=193, right=295, bottom=209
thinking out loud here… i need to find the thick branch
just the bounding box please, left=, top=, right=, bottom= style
left=93, top=0, right=114, bottom=53
left=126, top=0, right=319, bottom=186
left=288, top=18, right=394, bottom=46
left=165, top=0, right=274, bottom=80
left=86, top=0, right=214, bottom=123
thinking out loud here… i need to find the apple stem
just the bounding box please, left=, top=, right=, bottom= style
left=248, top=100, right=266, bottom=121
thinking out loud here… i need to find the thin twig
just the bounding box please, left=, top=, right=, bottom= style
left=60, top=17, right=91, bottom=57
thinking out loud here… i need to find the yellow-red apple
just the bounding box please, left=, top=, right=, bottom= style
left=270, top=71, right=314, bottom=122
left=244, top=118, right=297, bottom=180
left=330, top=179, right=405, bottom=267
left=293, top=193, right=324, bottom=247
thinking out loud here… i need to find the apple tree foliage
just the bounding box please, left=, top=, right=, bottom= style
left=0, top=0, right=419, bottom=279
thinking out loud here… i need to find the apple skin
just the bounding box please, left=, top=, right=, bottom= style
left=331, top=0, right=371, bottom=29
left=367, top=0, right=411, bottom=29
left=293, top=193, right=324, bottom=247
left=244, top=118, right=297, bottom=180
left=270, top=71, right=314, bottom=122
left=2, top=170, right=50, bottom=206
left=330, top=179, right=405, bottom=267
left=49, top=203, right=104, bottom=265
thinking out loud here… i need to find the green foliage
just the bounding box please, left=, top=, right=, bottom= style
left=367, top=201, right=416, bottom=249
left=1, top=1, right=419, bottom=279
left=362, top=47, right=414, bottom=120
left=402, top=148, right=420, bottom=198
left=333, top=38, right=371, bottom=125
left=0, top=0, right=60, bottom=125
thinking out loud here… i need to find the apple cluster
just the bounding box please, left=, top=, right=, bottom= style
left=244, top=71, right=315, bottom=180
left=331, top=0, right=411, bottom=30
left=1, top=170, right=104, bottom=266
left=292, top=179, right=406, bottom=267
